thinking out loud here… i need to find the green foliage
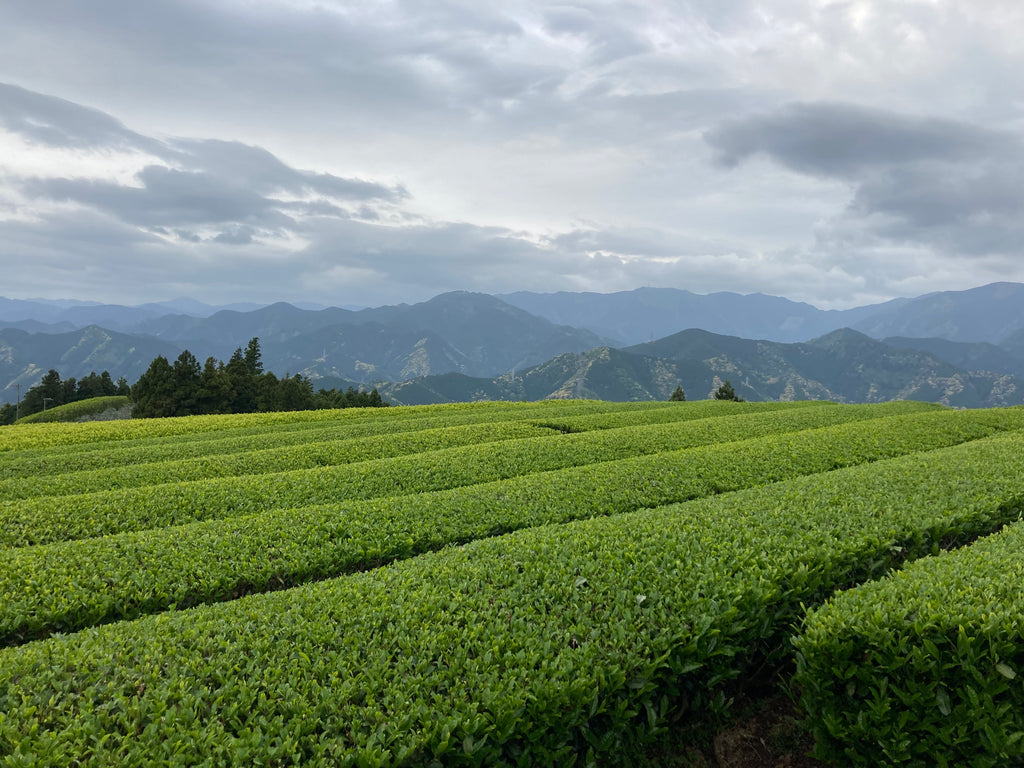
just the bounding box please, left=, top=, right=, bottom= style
left=0, top=399, right=667, bottom=454
left=0, top=401, right=669, bottom=479
left=130, top=354, right=177, bottom=417
left=0, top=403, right=18, bottom=426
left=2, top=368, right=125, bottom=425
left=0, top=403, right=1007, bottom=643
left=244, top=336, right=263, bottom=376
left=0, top=419, right=554, bottom=502
left=313, top=385, right=387, bottom=410
left=5, top=400, right=1024, bottom=765
left=713, top=379, right=743, bottom=401
left=795, top=520, right=1024, bottom=766
left=128, top=337, right=385, bottom=419
left=4, top=426, right=1024, bottom=765
left=196, top=355, right=233, bottom=414
left=14, top=396, right=131, bottom=425
left=0, top=401, right=939, bottom=548
left=669, top=385, right=685, bottom=402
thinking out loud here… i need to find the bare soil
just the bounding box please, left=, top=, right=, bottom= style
left=644, top=694, right=829, bottom=768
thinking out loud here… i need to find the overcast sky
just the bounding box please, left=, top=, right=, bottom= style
left=1, top=1, right=1022, bottom=309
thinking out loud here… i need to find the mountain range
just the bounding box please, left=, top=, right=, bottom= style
left=499, top=282, right=1024, bottom=345
left=4, top=282, right=1024, bottom=408
left=378, top=328, right=1024, bottom=409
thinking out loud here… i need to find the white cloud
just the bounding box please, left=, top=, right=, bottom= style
left=0, top=0, right=1022, bottom=308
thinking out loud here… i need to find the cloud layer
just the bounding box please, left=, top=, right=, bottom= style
left=1, top=1, right=1023, bottom=308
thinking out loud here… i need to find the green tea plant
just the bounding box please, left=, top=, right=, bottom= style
left=794, top=520, right=1024, bottom=767
left=0, top=402, right=931, bottom=548
left=4, top=432, right=1024, bottom=766
left=1, top=406, right=1019, bottom=644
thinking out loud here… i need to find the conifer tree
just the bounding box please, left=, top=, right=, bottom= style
left=712, top=380, right=743, bottom=401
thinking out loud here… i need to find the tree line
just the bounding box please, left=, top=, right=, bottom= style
left=131, top=338, right=387, bottom=418
left=0, top=370, right=131, bottom=425
left=0, top=337, right=387, bottom=424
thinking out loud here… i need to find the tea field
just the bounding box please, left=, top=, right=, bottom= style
left=1, top=399, right=1023, bottom=766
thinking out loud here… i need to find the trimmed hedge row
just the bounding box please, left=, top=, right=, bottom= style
left=521, top=399, right=825, bottom=433
left=14, top=396, right=131, bottom=425
left=794, top=520, right=1024, bottom=767
left=0, top=402, right=925, bottom=549
left=0, top=400, right=652, bottom=469
left=0, top=399, right=668, bottom=453
left=0, top=403, right=388, bottom=453
left=0, top=421, right=557, bottom=501
left=0, top=406, right=1017, bottom=645
left=3, top=432, right=1024, bottom=766
left=0, top=399, right=798, bottom=489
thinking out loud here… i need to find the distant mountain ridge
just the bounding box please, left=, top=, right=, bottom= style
left=9, top=281, right=1024, bottom=346
left=499, top=282, right=1024, bottom=345
left=4, top=283, right=1024, bottom=407
left=0, top=296, right=265, bottom=331
left=380, top=328, right=1024, bottom=409
left=497, top=287, right=891, bottom=344
left=0, top=326, right=182, bottom=402
left=0, top=293, right=610, bottom=403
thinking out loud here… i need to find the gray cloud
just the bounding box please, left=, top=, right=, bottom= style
left=551, top=226, right=734, bottom=260
left=3, top=2, right=1024, bottom=310
left=0, top=82, right=160, bottom=153
left=0, top=1, right=545, bottom=132
left=174, top=229, right=201, bottom=243
left=541, top=4, right=652, bottom=64
left=705, top=102, right=1011, bottom=177
left=0, top=185, right=1005, bottom=312
left=213, top=226, right=255, bottom=245
left=168, top=139, right=405, bottom=202
left=831, top=156, right=1024, bottom=260
left=22, top=168, right=288, bottom=228
left=4, top=84, right=405, bottom=245
left=707, top=101, right=1024, bottom=262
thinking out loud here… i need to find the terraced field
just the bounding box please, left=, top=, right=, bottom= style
left=1, top=399, right=1023, bottom=766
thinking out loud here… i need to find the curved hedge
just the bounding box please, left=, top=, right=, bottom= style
left=0, top=402, right=928, bottom=548
left=4, top=432, right=1024, bottom=766
left=795, top=520, right=1024, bottom=767
left=0, top=404, right=990, bottom=644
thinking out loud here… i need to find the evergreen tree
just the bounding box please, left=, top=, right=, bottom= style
left=669, top=385, right=686, bottom=402
left=61, top=376, right=78, bottom=404
left=244, top=337, right=263, bottom=376
left=279, top=374, right=315, bottom=411
left=225, top=348, right=257, bottom=413
left=712, top=380, right=743, bottom=402
left=171, top=350, right=202, bottom=415
left=21, top=369, right=64, bottom=414
left=132, top=356, right=177, bottom=418
left=196, top=357, right=233, bottom=414
left=76, top=371, right=118, bottom=400
left=256, top=371, right=284, bottom=413
left=313, top=385, right=389, bottom=410
left=113, top=335, right=389, bottom=420
left=7, top=368, right=124, bottom=423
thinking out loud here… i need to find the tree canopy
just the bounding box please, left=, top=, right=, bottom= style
left=0, top=369, right=130, bottom=425
left=129, top=337, right=388, bottom=419
left=713, top=380, right=744, bottom=402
